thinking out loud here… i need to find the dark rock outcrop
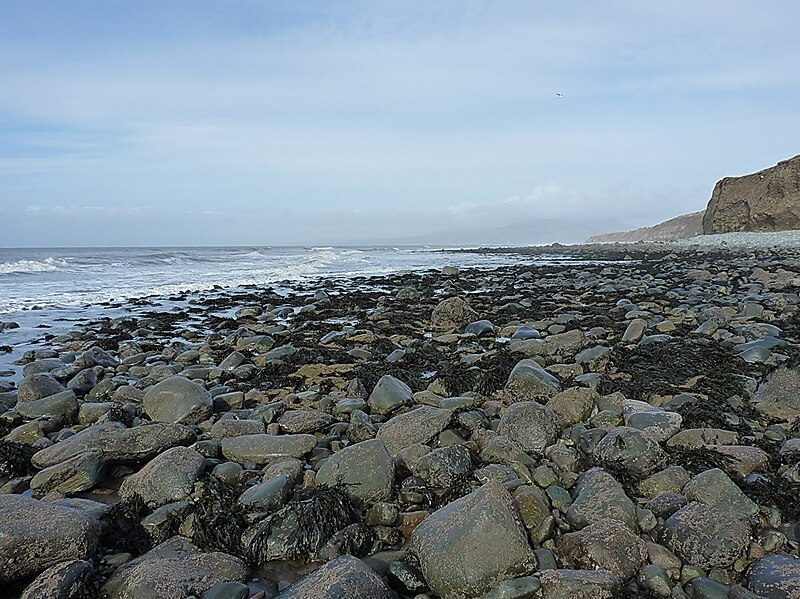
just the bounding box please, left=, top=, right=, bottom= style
left=703, top=155, right=800, bottom=233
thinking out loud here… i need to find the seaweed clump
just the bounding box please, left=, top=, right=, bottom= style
left=740, top=475, right=800, bottom=521
left=189, top=476, right=247, bottom=557
left=249, top=485, right=360, bottom=563
left=99, top=494, right=153, bottom=556
left=665, top=445, right=737, bottom=476
left=436, top=350, right=518, bottom=397
left=0, top=440, right=38, bottom=478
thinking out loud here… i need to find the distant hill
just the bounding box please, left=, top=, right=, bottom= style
left=586, top=211, right=704, bottom=243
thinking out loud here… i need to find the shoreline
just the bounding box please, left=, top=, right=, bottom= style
left=1, top=245, right=800, bottom=597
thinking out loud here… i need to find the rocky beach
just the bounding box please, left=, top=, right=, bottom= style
left=2, top=241, right=800, bottom=599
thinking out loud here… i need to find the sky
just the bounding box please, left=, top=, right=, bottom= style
left=1, top=1, right=799, bottom=247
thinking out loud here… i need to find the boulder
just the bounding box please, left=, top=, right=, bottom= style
left=746, top=553, right=800, bottom=598
left=15, top=390, right=78, bottom=421
left=661, top=502, right=750, bottom=568
left=20, top=560, right=93, bottom=599
left=30, top=451, right=104, bottom=497
left=275, top=555, right=396, bottom=599
left=410, top=444, right=472, bottom=490
left=557, top=518, right=647, bottom=580
left=497, top=401, right=561, bottom=457
left=103, top=537, right=248, bottom=599
left=504, top=359, right=561, bottom=402
left=376, top=406, right=451, bottom=456
left=17, top=373, right=66, bottom=403
left=220, top=433, right=317, bottom=464
left=143, top=376, right=213, bottom=425
left=0, top=495, right=100, bottom=582
left=566, top=468, right=638, bottom=531
left=431, top=296, right=479, bottom=331
left=410, top=481, right=536, bottom=598
left=538, top=569, right=622, bottom=599
left=683, top=468, right=759, bottom=516
left=368, top=375, right=412, bottom=415
left=703, top=154, right=800, bottom=234
left=593, top=426, right=668, bottom=478
left=32, top=422, right=195, bottom=468
left=120, top=446, right=206, bottom=507
left=278, top=409, right=335, bottom=434
left=752, top=365, right=800, bottom=422
left=316, top=439, right=394, bottom=503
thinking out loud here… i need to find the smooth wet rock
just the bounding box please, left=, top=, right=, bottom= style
left=497, top=401, right=561, bottom=457
left=465, top=319, right=495, bottom=337
left=557, top=518, right=647, bottom=580
left=32, top=422, right=196, bottom=468
left=15, top=389, right=78, bottom=420
left=661, top=501, right=750, bottom=568
left=546, top=387, right=597, bottom=427
left=143, top=375, right=213, bottom=425
left=504, top=359, right=561, bottom=402
left=30, top=450, right=104, bottom=497
left=431, top=296, right=479, bottom=331
left=368, top=375, right=413, bottom=415
left=376, top=406, right=451, bottom=456
left=410, top=481, right=537, bottom=598
left=275, top=554, right=396, bottom=599
left=746, top=553, right=800, bottom=598
left=120, top=446, right=206, bottom=507
left=622, top=319, right=647, bottom=343
left=17, top=373, right=66, bottom=403
left=316, top=439, right=394, bottom=502
left=0, top=495, right=100, bottom=582
left=220, top=433, right=317, bottom=464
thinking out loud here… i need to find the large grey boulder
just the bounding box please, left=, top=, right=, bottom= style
left=497, top=401, right=561, bottom=457
left=557, top=518, right=647, bottom=581
left=661, top=502, right=750, bottom=568
left=120, top=446, right=206, bottom=507
left=752, top=365, right=800, bottom=422
left=0, top=495, right=100, bottom=582
left=368, top=375, right=412, bottom=415
left=220, top=433, right=317, bottom=464
left=431, top=296, right=479, bottom=331
left=275, top=555, right=396, bottom=599
left=32, top=422, right=195, bottom=468
left=504, top=359, right=561, bottom=402
left=410, top=481, right=536, bottom=598
left=143, top=376, right=213, bottom=425
left=410, top=444, right=472, bottom=490
left=746, top=553, right=800, bottom=598
left=593, top=426, right=668, bottom=478
left=17, top=373, right=66, bottom=403
left=376, top=406, right=451, bottom=456
left=104, top=536, right=247, bottom=599
left=316, top=439, right=394, bottom=502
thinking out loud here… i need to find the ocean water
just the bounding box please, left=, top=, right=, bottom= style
left=0, top=245, right=560, bottom=377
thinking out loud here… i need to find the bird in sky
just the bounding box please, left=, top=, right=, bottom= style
left=556, top=93, right=563, bottom=97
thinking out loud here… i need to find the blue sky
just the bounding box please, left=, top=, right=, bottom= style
left=1, top=1, right=799, bottom=246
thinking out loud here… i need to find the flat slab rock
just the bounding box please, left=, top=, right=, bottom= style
left=410, top=481, right=536, bottom=598
left=0, top=495, right=100, bottom=583
left=31, top=421, right=196, bottom=468
left=275, top=555, right=396, bottom=599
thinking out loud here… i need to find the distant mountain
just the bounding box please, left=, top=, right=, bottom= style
left=586, top=211, right=704, bottom=243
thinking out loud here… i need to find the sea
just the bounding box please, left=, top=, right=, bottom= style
left=0, top=245, right=561, bottom=379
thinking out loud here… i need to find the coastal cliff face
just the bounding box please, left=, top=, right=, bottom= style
left=703, top=155, right=800, bottom=234
left=587, top=210, right=704, bottom=243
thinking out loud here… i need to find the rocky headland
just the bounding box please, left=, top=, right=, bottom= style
left=2, top=243, right=800, bottom=598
